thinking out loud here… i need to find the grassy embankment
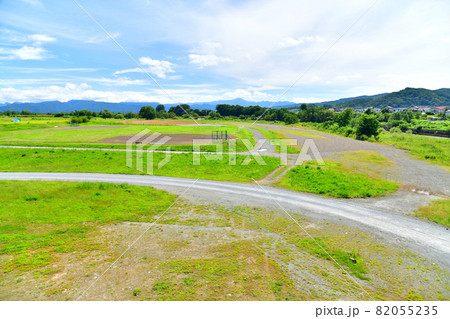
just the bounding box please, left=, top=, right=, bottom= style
left=279, top=151, right=399, bottom=198
left=0, top=148, right=279, bottom=183
left=1, top=181, right=446, bottom=301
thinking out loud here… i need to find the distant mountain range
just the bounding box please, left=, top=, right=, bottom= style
left=0, top=98, right=295, bottom=113
left=1, top=88, right=449, bottom=113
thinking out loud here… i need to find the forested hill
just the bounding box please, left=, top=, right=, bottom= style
left=330, top=88, right=450, bottom=109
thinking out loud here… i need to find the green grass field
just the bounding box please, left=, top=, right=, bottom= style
left=414, top=199, right=450, bottom=227
left=2, top=181, right=446, bottom=301
left=0, top=120, right=256, bottom=152
left=0, top=181, right=177, bottom=272
left=379, top=132, right=450, bottom=168
left=256, top=128, right=300, bottom=153
left=0, top=148, right=280, bottom=182
left=279, top=162, right=399, bottom=198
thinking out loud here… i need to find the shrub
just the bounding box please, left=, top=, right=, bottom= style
left=356, top=114, right=380, bottom=140
left=25, top=195, right=41, bottom=201
left=389, top=127, right=402, bottom=134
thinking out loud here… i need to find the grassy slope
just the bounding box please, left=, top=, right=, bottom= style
left=0, top=148, right=280, bottom=182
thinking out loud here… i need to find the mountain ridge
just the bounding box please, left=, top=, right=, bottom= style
left=1, top=87, right=449, bottom=113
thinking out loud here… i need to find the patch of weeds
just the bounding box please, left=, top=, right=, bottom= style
left=183, top=277, right=195, bottom=285
left=77, top=183, right=94, bottom=189
left=295, top=237, right=370, bottom=280
left=271, top=281, right=283, bottom=293
left=160, top=218, right=178, bottom=225
left=414, top=199, right=450, bottom=227
left=133, top=288, right=141, bottom=297
left=153, top=281, right=171, bottom=292
left=406, top=290, right=424, bottom=301
left=25, top=195, right=41, bottom=201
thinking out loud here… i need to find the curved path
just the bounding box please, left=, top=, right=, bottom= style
left=1, top=172, right=449, bottom=268
left=250, top=123, right=450, bottom=196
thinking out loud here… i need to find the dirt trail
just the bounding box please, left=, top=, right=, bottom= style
left=251, top=123, right=450, bottom=197
left=1, top=172, right=448, bottom=269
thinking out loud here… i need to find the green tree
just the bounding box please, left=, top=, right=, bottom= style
left=283, top=112, right=299, bottom=125
left=335, top=108, right=353, bottom=127
left=355, top=114, right=380, bottom=140
left=124, top=112, right=136, bottom=119
left=156, top=104, right=165, bottom=112
left=139, top=106, right=156, bottom=120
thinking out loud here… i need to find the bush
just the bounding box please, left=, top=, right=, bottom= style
left=356, top=114, right=380, bottom=140
left=389, top=127, right=402, bottom=134
left=344, top=127, right=354, bottom=137
left=283, top=113, right=299, bottom=125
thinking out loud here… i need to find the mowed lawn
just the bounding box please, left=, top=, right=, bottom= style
left=0, top=148, right=280, bottom=182
left=0, top=124, right=239, bottom=144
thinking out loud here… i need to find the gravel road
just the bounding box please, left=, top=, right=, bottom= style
left=1, top=172, right=448, bottom=269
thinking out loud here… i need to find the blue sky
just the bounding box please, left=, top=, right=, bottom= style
left=0, top=0, right=449, bottom=104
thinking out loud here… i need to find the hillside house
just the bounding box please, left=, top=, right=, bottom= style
left=432, top=106, right=447, bottom=114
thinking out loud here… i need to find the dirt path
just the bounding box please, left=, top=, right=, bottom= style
left=250, top=123, right=450, bottom=197
left=1, top=172, right=448, bottom=269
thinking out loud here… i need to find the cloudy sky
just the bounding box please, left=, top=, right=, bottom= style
left=0, top=0, right=449, bottom=104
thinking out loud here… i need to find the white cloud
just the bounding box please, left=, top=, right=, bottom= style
left=279, top=36, right=324, bottom=48
left=189, top=41, right=232, bottom=68
left=95, top=77, right=148, bottom=86
left=85, top=32, right=120, bottom=44
left=115, top=57, right=175, bottom=79
left=0, top=83, right=154, bottom=103
left=189, top=54, right=232, bottom=68
left=0, top=46, right=47, bottom=60
left=0, top=84, right=273, bottom=104
left=0, top=33, right=54, bottom=60
left=336, top=73, right=363, bottom=81
left=221, top=89, right=272, bottom=102
left=29, top=34, right=55, bottom=44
